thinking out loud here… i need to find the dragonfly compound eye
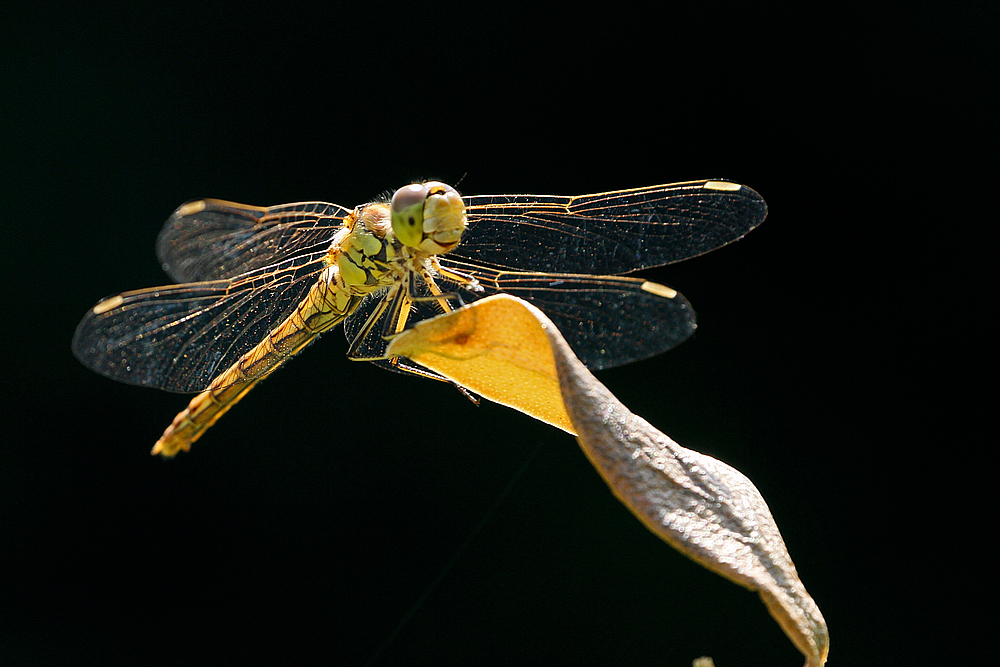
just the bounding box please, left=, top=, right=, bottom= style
left=391, top=183, right=429, bottom=248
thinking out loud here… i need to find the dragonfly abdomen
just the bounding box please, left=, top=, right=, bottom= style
left=152, top=267, right=363, bottom=456
left=150, top=211, right=418, bottom=457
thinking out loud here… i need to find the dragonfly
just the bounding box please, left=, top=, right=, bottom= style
left=73, top=179, right=767, bottom=456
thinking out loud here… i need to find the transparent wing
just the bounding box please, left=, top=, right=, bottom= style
left=458, top=180, right=766, bottom=274
left=72, top=252, right=328, bottom=392
left=446, top=263, right=696, bottom=369
left=343, top=263, right=695, bottom=372
left=156, top=199, right=350, bottom=282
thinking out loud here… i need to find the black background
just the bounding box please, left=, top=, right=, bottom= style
left=3, top=4, right=985, bottom=666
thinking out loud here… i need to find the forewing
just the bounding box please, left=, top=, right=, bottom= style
left=156, top=199, right=350, bottom=282
left=72, top=252, right=327, bottom=392
left=457, top=180, right=766, bottom=275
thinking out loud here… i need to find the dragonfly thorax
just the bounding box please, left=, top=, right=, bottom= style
left=333, top=203, right=402, bottom=295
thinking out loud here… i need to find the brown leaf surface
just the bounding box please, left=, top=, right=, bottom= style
left=387, top=294, right=829, bottom=666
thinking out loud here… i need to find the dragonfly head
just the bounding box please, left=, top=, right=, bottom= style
left=391, top=181, right=467, bottom=254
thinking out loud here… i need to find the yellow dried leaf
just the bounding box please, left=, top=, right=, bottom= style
left=388, top=294, right=829, bottom=666
left=387, top=295, right=576, bottom=434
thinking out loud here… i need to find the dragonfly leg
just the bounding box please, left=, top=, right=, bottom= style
left=345, top=283, right=434, bottom=368
left=342, top=269, right=482, bottom=404
left=372, top=270, right=457, bottom=344
left=405, top=263, right=482, bottom=308
left=345, top=286, right=399, bottom=360
left=345, top=274, right=429, bottom=355
left=435, top=264, right=483, bottom=294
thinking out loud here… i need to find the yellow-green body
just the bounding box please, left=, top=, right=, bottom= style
left=153, top=184, right=469, bottom=456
